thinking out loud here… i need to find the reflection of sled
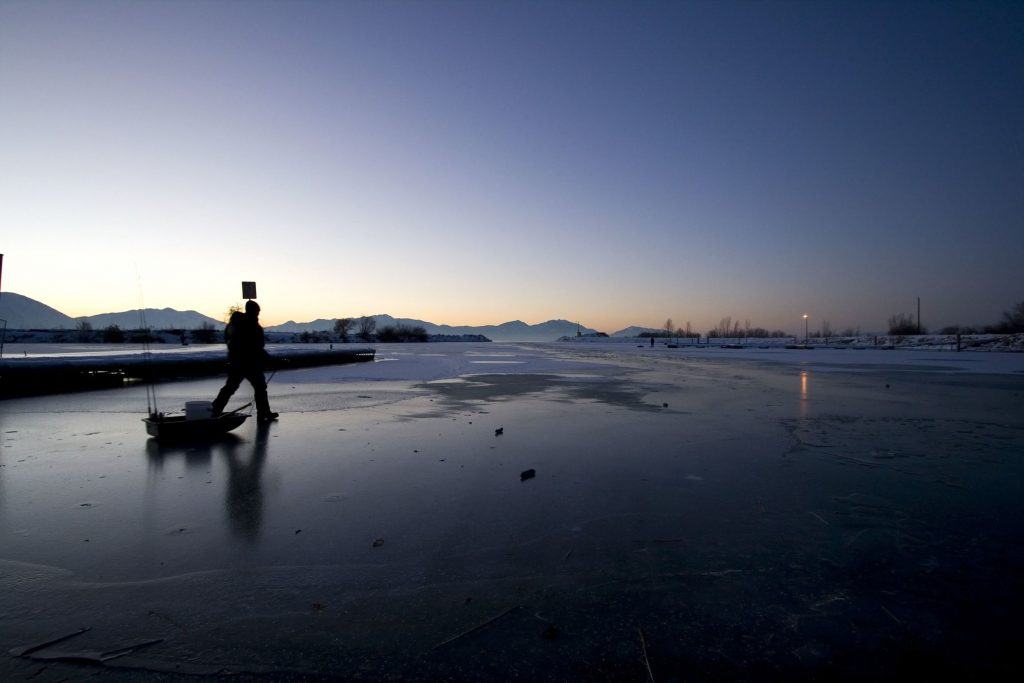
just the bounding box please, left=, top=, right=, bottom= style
left=143, top=403, right=250, bottom=440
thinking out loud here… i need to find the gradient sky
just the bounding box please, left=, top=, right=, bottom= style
left=1, top=0, right=1021, bottom=332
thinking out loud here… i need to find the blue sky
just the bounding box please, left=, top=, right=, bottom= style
left=1, top=0, right=1021, bottom=332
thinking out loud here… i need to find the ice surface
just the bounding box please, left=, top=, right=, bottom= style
left=1, top=342, right=1023, bottom=678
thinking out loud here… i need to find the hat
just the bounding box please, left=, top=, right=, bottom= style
left=245, top=300, right=261, bottom=314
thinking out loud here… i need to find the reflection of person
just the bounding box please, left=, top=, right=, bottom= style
left=212, top=301, right=279, bottom=422
left=224, top=423, right=270, bottom=543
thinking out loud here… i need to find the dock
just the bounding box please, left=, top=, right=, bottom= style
left=0, top=347, right=376, bottom=398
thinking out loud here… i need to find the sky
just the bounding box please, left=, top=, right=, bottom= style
left=1, top=0, right=1021, bottom=332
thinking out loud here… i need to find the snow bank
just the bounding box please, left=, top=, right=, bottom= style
left=559, top=333, right=1024, bottom=353
left=547, top=340, right=1024, bottom=375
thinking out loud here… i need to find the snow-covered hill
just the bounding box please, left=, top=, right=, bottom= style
left=80, top=308, right=222, bottom=329
left=611, top=325, right=663, bottom=337
left=0, top=292, right=76, bottom=329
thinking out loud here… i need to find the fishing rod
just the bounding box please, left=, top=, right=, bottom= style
left=227, top=402, right=252, bottom=415
left=0, top=253, right=6, bottom=359
left=136, top=267, right=158, bottom=418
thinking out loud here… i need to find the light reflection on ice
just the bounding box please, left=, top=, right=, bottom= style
left=800, top=370, right=809, bottom=418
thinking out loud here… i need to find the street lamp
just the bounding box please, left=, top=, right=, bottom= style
left=803, top=314, right=809, bottom=343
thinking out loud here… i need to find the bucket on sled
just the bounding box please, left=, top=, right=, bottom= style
left=185, top=400, right=213, bottom=420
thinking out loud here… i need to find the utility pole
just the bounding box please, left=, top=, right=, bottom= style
left=917, top=297, right=921, bottom=334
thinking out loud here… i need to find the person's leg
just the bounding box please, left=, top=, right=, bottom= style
left=212, top=370, right=244, bottom=415
left=246, top=368, right=275, bottom=419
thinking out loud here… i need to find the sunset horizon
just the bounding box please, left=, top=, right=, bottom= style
left=3, top=1, right=1020, bottom=334
left=4, top=284, right=1013, bottom=336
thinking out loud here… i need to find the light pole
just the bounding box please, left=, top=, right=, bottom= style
left=803, top=314, right=809, bottom=344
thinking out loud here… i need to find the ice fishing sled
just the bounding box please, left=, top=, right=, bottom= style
left=143, top=401, right=250, bottom=440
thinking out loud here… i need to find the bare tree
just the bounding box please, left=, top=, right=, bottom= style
left=333, top=317, right=354, bottom=342
left=710, top=316, right=732, bottom=338
left=820, top=320, right=834, bottom=338
left=102, top=324, right=125, bottom=343
left=192, top=321, right=217, bottom=343
left=985, top=300, right=1024, bottom=333
left=1003, top=300, right=1024, bottom=332
left=357, top=316, right=377, bottom=342
left=888, top=313, right=923, bottom=335
left=76, top=320, right=93, bottom=342
left=664, top=318, right=674, bottom=338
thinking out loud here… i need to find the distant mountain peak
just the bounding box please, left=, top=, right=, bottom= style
left=612, top=325, right=662, bottom=337
left=79, top=307, right=222, bottom=329
left=0, top=292, right=76, bottom=329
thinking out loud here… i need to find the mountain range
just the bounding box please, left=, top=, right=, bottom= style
left=0, top=292, right=222, bottom=331
left=0, top=292, right=652, bottom=341
left=268, top=314, right=600, bottom=342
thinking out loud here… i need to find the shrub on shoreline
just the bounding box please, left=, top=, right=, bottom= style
left=375, top=324, right=428, bottom=343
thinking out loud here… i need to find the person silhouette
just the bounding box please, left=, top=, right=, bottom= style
left=211, top=300, right=279, bottom=422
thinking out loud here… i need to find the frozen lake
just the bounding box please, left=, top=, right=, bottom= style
left=1, top=342, right=1023, bottom=679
